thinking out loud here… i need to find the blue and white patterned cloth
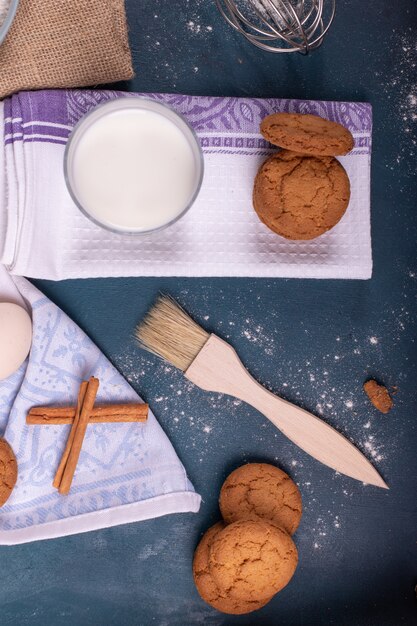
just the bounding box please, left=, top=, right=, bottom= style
left=0, top=268, right=200, bottom=544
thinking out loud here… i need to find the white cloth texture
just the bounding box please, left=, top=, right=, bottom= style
left=0, top=90, right=373, bottom=279
left=0, top=265, right=200, bottom=544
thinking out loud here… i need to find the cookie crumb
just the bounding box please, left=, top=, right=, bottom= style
left=363, top=380, right=393, bottom=414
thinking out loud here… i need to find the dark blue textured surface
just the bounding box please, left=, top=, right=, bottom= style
left=2, top=1, right=417, bottom=624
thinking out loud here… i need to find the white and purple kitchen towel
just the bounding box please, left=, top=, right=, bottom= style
left=0, top=266, right=200, bottom=544
left=0, top=90, right=372, bottom=279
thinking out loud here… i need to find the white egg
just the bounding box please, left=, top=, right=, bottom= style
left=0, top=302, right=32, bottom=380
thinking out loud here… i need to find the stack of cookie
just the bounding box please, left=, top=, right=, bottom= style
left=193, top=463, right=302, bottom=615
left=253, top=112, right=354, bottom=240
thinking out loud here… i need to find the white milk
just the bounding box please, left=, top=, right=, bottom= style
left=70, top=107, right=200, bottom=232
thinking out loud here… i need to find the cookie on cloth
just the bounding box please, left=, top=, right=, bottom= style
left=209, top=519, right=298, bottom=602
left=253, top=150, right=350, bottom=240
left=193, top=522, right=271, bottom=615
left=219, top=463, right=302, bottom=535
left=0, top=438, right=18, bottom=507
left=260, top=112, right=354, bottom=156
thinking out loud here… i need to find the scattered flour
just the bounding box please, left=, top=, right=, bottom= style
left=381, top=29, right=417, bottom=168
left=362, top=435, right=384, bottom=463
left=310, top=511, right=342, bottom=550
left=137, top=539, right=168, bottom=560
left=241, top=318, right=275, bottom=355
left=187, top=20, right=201, bottom=34
left=114, top=284, right=413, bottom=554
left=186, top=20, right=213, bottom=36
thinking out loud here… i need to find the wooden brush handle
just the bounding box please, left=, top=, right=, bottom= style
left=185, top=335, right=387, bottom=489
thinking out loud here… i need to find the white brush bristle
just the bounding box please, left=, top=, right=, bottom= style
left=135, top=296, right=209, bottom=371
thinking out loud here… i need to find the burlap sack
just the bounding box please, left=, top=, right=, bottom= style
left=0, top=0, right=134, bottom=99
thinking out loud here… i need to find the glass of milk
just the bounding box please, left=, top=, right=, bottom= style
left=64, top=97, right=204, bottom=235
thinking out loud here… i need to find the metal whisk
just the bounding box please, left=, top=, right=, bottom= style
left=215, top=0, right=336, bottom=54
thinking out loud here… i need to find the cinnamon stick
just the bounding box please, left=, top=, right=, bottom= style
left=53, top=381, right=88, bottom=490
left=28, top=403, right=148, bottom=425
left=59, top=377, right=99, bottom=495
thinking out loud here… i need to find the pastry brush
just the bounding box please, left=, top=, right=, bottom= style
left=136, top=296, right=388, bottom=489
